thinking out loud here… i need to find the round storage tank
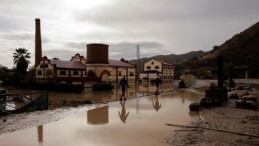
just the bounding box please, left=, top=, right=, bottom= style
left=87, top=43, right=109, bottom=64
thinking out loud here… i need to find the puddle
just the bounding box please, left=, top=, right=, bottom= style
left=0, top=83, right=203, bottom=146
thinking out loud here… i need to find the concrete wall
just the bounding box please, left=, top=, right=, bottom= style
left=86, top=64, right=109, bottom=77
left=71, top=54, right=86, bottom=65
left=35, top=59, right=54, bottom=79
left=141, top=59, right=174, bottom=82
left=108, top=67, right=136, bottom=82
left=162, top=65, right=174, bottom=80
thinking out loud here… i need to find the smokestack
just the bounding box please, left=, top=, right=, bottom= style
left=35, top=18, right=42, bottom=67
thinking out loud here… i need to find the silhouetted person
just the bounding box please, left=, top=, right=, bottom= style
left=118, top=76, right=129, bottom=100
left=152, top=95, right=162, bottom=112
left=118, top=100, right=129, bottom=123
left=154, top=76, right=161, bottom=95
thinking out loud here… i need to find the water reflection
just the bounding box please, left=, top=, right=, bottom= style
left=87, top=106, right=109, bottom=125
left=0, top=88, right=205, bottom=146
left=37, top=125, right=43, bottom=143
left=118, top=100, right=129, bottom=124
left=169, top=90, right=203, bottom=104
left=48, top=83, right=174, bottom=110
left=152, top=95, right=162, bottom=112
left=138, top=82, right=174, bottom=96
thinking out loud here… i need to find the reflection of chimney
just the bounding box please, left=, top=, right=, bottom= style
left=35, top=18, right=42, bottom=67
left=37, top=125, right=43, bottom=143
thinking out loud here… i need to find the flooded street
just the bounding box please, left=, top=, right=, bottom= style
left=0, top=83, right=204, bottom=146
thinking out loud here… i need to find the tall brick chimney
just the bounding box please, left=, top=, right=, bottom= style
left=35, top=18, right=42, bottom=67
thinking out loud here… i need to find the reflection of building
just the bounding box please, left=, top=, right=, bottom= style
left=138, top=83, right=173, bottom=95
left=87, top=106, right=109, bottom=124
left=139, top=58, right=174, bottom=82
left=34, top=19, right=136, bottom=85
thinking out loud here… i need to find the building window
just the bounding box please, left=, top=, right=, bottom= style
left=37, top=71, right=42, bottom=75
left=147, top=66, right=151, bottom=69
left=151, top=61, right=154, bottom=65
left=87, top=71, right=96, bottom=77
left=46, top=69, right=52, bottom=76
left=73, top=71, right=79, bottom=75
left=129, top=72, right=134, bottom=76
left=60, top=70, right=66, bottom=75
left=155, top=66, right=159, bottom=69
left=40, top=64, right=48, bottom=68
left=108, top=71, right=111, bottom=75
left=119, top=71, right=121, bottom=76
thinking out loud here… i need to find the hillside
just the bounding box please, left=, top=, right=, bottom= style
left=198, top=22, right=259, bottom=67
left=129, top=21, right=259, bottom=77
left=129, top=51, right=205, bottom=72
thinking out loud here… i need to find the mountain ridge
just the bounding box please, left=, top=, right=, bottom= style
left=129, top=50, right=205, bottom=72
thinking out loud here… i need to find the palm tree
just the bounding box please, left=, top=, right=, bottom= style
left=13, top=48, right=31, bottom=74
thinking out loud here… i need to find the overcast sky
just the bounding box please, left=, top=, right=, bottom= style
left=0, top=0, right=258, bottom=68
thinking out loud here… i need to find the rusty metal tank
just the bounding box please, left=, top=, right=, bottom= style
left=86, top=43, right=109, bottom=64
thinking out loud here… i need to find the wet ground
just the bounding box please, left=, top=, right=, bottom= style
left=0, top=83, right=204, bottom=146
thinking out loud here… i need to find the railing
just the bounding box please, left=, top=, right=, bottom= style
left=0, top=91, right=48, bottom=116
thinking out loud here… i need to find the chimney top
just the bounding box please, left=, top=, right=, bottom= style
left=35, top=18, right=40, bottom=23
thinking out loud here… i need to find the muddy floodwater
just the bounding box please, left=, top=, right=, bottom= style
left=0, top=83, right=203, bottom=146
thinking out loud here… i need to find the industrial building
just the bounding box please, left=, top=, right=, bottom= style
left=34, top=19, right=136, bottom=85
left=139, top=58, right=174, bottom=82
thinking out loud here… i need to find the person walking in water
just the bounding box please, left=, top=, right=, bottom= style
left=154, top=76, right=161, bottom=95
left=118, top=76, right=129, bottom=100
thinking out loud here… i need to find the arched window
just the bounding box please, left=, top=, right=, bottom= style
left=87, top=70, right=97, bottom=77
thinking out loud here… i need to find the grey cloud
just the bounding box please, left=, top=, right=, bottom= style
left=109, top=41, right=163, bottom=50
left=43, top=49, right=85, bottom=61
left=74, top=0, right=259, bottom=56
left=0, top=33, right=34, bottom=41
left=1, top=0, right=259, bottom=69
left=60, top=41, right=166, bottom=60
left=77, top=0, right=259, bottom=28
left=108, top=41, right=167, bottom=59
left=0, top=17, right=21, bottom=32
left=0, top=33, right=51, bottom=43
left=65, top=42, right=86, bottom=49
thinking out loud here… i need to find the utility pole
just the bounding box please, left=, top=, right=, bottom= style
left=136, top=45, right=140, bottom=113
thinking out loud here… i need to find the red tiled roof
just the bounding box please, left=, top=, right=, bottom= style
left=48, top=59, right=135, bottom=69
left=50, top=60, right=85, bottom=69
left=160, top=61, right=173, bottom=66
left=109, top=59, right=135, bottom=67
left=146, top=58, right=173, bottom=66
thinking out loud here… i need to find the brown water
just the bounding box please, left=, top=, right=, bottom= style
left=0, top=83, right=203, bottom=146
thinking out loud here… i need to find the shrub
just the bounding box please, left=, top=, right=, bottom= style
left=14, top=80, right=83, bottom=93
left=92, top=82, right=113, bottom=91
